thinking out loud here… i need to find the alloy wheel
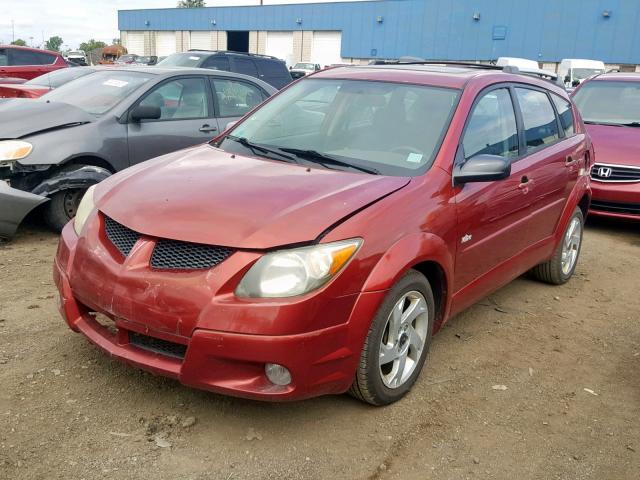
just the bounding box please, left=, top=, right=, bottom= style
left=561, top=217, right=582, bottom=275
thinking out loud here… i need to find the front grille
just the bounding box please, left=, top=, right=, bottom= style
left=590, top=200, right=640, bottom=215
left=591, top=163, right=640, bottom=182
left=129, top=331, right=187, bottom=359
left=151, top=239, right=234, bottom=270
left=104, top=216, right=140, bottom=257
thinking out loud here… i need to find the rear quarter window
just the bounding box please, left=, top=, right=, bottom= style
left=233, top=57, right=258, bottom=78
left=551, top=94, right=575, bottom=137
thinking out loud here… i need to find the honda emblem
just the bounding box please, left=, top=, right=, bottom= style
left=597, top=166, right=613, bottom=178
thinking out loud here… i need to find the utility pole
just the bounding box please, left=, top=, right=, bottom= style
left=12, top=19, right=15, bottom=43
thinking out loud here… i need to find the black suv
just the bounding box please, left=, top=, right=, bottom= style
left=158, top=50, right=293, bottom=89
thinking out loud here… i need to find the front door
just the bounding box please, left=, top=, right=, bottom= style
left=127, top=76, right=220, bottom=165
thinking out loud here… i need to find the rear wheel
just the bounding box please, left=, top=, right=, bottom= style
left=349, top=270, right=435, bottom=406
left=43, top=188, right=84, bottom=233
left=530, top=207, right=584, bottom=285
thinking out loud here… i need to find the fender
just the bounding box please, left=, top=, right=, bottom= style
left=552, top=174, right=591, bottom=252
left=31, top=165, right=112, bottom=197
left=360, top=232, right=454, bottom=326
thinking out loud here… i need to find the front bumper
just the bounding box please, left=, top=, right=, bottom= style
left=54, top=220, right=386, bottom=401
left=590, top=179, right=640, bottom=220
left=0, top=180, right=48, bottom=238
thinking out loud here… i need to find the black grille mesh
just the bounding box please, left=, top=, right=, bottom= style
left=151, top=239, right=234, bottom=270
left=104, top=216, right=140, bottom=257
left=129, top=332, right=187, bottom=359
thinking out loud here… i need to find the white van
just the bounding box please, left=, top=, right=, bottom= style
left=558, top=59, right=605, bottom=88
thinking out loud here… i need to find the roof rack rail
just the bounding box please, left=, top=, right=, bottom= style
left=187, top=49, right=282, bottom=61
left=372, top=57, right=559, bottom=82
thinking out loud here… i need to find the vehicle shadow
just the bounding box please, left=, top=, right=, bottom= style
left=585, top=216, right=639, bottom=245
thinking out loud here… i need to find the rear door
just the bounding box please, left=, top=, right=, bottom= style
left=126, top=76, right=218, bottom=165
left=513, top=87, right=580, bottom=242
left=453, top=86, right=533, bottom=291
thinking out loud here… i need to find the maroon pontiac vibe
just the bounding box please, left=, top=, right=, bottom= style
left=572, top=73, right=640, bottom=220
left=54, top=63, right=593, bottom=405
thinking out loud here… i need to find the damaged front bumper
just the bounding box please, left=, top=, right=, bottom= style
left=0, top=181, right=48, bottom=239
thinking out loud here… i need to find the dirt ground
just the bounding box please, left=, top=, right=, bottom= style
left=0, top=217, right=638, bottom=480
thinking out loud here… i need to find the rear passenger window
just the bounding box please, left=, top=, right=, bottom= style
left=10, top=49, right=55, bottom=66
left=551, top=94, right=575, bottom=137
left=212, top=79, right=265, bottom=117
left=0, top=49, right=7, bottom=66
left=234, top=58, right=258, bottom=78
left=463, top=88, right=519, bottom=160
left=516, top=88, right=560, bottom=150
left=201, top=55, right=230, bottom=71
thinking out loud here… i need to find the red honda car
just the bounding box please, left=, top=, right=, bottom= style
left=0, top=45, right=67, bottom=81
left=54, top=63, right=593, bottom=405
left=572, top=73, right=640, bottom=220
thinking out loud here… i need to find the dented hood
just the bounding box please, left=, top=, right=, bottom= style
left=0, top=99, right=93, bottom=139
left=96, top=144, right=409, bottom=249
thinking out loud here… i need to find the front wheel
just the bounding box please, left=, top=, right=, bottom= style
left=530, top=207, right=584, bottom=285
left=43, top=188, right=84, bottom=233
left=349, top=270, right=435, bottom=406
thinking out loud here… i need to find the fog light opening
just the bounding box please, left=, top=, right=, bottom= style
left=265, top=363, right=292, bottom=386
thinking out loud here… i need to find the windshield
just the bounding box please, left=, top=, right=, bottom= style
left=218, top=78, right=460, bottom=176
left=40, top=71, right=153, bottom=115
left=157, top=52, right=205, bottom=67
left=571, top=68, right=604, bottom=81
left=26, top=68, right=94, bottom=88
left=573, top=80, right=640, bottom=125
left=294, top=63, right=315, bottom=70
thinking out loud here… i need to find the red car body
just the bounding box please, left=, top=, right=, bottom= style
left=572, top=73, right=640, bottom=220
left=54, top=65, right=593, bottom=402
left=0, top=45, right=67, bottom=81
left=0, top=83, right=50, bottom=98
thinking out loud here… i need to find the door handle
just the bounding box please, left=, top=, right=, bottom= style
left=199, top=124, right=218, bottom=133
left=518, top=176, right=532, bottom=193
left=566, top=155, right=576, bottom=164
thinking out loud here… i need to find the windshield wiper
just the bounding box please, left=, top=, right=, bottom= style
left=621, top=122, right=640, bottom=127
left=278, top=148, right=380, bottom=175
left=226, top=136, right=297, bottom=162
left=583, top=120, right=640, bottom=128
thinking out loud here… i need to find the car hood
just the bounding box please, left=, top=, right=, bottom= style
left=96, top=144, right=410, bottom=249
left=586, top=124, right=640, bottom=167
left=0, top=99, right=94, bottom=139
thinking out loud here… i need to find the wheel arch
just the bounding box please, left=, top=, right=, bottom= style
left=361, top=232, right=454, bottom=332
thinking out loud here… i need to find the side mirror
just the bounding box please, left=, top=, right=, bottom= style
left=225, top=120, right=239, bottom=131
left=131, top=105, right=161, bottom=122
left=453, top=154, right=511, bottom=185
left=572, top=79, right=580, bottom=87
left=564, top=75, right=571, bottom=83
left=289, top=66, right=292, bottom=70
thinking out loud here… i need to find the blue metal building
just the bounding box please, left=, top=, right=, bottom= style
left=118, top=0, right=640, bottom=65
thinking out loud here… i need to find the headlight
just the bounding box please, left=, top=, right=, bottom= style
left=0, top=140, right=33, bottom=162
left=73, top=185, right=97, bottom=235
left=236, top=239, right=362, bottom=298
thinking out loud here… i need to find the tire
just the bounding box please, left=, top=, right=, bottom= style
left=349, top=270, right=435, bottom=406
left=530, top=207, right=584, bottom=285
left=43, top=188, right=84, bottom=233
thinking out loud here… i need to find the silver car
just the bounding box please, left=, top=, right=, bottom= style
left=0, top=67, right=276, bottom=236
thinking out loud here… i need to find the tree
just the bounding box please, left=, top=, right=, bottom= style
left=11, top=39, right=27, bottom=46
left=45, top=36, right=63, bottom=52
left=112, top=38, right=121, bottom=45
left=177, top=0, right=206, bottom=7
left=79, top=39, right=107, bottom=53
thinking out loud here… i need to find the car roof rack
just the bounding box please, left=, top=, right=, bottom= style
left=187, top=49, right=282, bottom=61
left=371, top=57, right=559, bottom=82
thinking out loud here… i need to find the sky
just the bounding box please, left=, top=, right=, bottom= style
left=1, top=0, right=370, bottom=50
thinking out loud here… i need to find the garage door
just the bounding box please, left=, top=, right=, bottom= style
left=190, top=31, right=211, bottom=51
left=265, top=31, right=294, bottom=66
left=311, top=31, right=342, bottom=68
left=156, top=32, right=176, bottom=57
left=126, top=32, right=144, bottom=56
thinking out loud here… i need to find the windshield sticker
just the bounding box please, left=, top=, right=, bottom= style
left=406, top=153, right=423, bottom=164
left=189, top=56, right=200, bottom=60
left=103, top=79, right=129, bottom=88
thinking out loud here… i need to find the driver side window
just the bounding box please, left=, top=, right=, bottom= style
left=139, top=78, right=209, bottom=121
left=463, top=88, right=519, bottom=160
